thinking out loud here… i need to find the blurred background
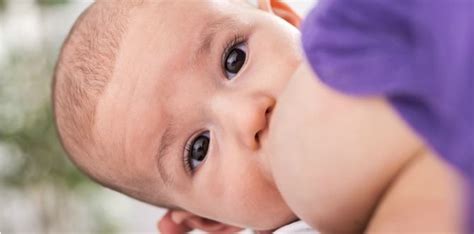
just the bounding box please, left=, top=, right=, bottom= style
left=0, top=0, right=315, bottom=233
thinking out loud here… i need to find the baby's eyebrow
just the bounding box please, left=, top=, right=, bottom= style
left=191, top=15, right=240, bottom=65
left=155, top=16, right=241, bottom=185
left=156, top=120, right=178, bottom=186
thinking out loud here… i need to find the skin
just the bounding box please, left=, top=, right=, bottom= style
left=267, top=60, right=424, bottom=232
left=160, top=55, right=467, bottom=234
left=366, top=149, right=467, bottom=232
left=158, top=4, right=467, bottom=232
left=267, top=61, right=467, bottom=233
left=87, top=0, right=466, bottom=232
left=94, top=0, right=302, bottom=230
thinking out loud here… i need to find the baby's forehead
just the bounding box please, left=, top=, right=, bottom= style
left=118, top=0, right=252, bottom=72
left=97, top=0, right=254, bottom=143
left=132, top=0, right=251, bottom=28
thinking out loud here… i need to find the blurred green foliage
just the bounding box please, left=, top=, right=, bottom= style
left=0, top=28, right=118, bottom=234
left=37, top=0, right=69, bottom=6
left=0, top=0, right=69, bottom=11
left=0, top=104, right=86, bottom=189
left=0, top=47, right=78, bottom=188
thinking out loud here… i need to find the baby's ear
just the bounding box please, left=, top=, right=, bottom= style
left=257, top=0, right=301, bottom=27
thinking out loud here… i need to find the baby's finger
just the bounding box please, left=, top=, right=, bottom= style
left=157, top=211, right=192, bottom=234
left=257, top=0, right=272, bottom=12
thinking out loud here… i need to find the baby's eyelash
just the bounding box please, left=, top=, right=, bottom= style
left=223, top=34, right=246, bottom=56
left=221, top=34, right=247, bottom=70
left=184, top=143, right=192, bottom=174
left=183, top=34, right=248, bottom=175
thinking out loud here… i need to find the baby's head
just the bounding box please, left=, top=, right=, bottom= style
left=53, top=0, right=302, bottom=229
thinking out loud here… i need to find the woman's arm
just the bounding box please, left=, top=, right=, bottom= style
left=366, top=149, right=467, bottom=233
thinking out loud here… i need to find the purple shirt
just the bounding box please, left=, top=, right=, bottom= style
left=301, top=0, right=473, bottom=230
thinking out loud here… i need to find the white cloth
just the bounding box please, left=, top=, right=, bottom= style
left=274, top=221, right=317, bottom=233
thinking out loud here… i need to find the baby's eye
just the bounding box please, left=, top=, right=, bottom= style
left=223, top=43, right=247, bottom=79
left=185, top=131, right=210, bottom=172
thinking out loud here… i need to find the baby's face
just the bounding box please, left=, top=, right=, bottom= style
left=94, top=0, right=302, bottom=229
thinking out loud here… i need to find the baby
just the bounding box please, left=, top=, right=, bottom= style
left=53, top=0, right=467, bottom=232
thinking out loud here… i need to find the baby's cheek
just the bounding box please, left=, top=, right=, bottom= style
left=197, top=160, right=293, bottom=229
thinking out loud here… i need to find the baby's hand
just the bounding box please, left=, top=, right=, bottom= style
left=266, top=61, right=422, bottom=232
left=157, top=210, right=244, bottom=233
left=157, top=210, right=192, bottom=233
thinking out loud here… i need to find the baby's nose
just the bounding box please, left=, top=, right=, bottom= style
left=231, top=95, right=275, bottom=150
left=212, top=94, right=275, bottom=150
left=243, top=104, right=273, bottom=150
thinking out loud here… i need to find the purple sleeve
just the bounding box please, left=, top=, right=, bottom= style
left=301, top=0, right=473, bottom=228
left=301, top=0, right=473, bottom=180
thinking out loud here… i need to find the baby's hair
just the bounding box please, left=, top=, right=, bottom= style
left=53, top=1, right=144, bottom=196
left=53, top=0, right=255, bottom=209
left=53, top=0, right=178, bottom=209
